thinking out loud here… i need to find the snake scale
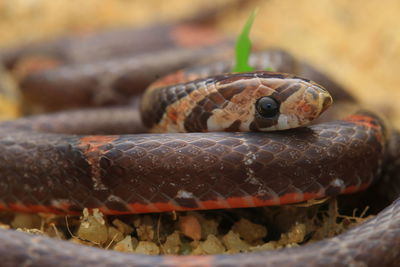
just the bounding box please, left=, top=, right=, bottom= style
left=0, top=24, right=399, bottom=266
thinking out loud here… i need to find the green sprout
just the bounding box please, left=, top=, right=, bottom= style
left=231, top=9, right=274, bottom=72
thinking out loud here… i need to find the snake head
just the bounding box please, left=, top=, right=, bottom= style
left=144, top=71, right=332, bottom=133
left=205, top=71, right=333, bottom=131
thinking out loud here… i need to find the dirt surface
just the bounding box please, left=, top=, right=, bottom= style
left=1, top=199, right=370, bottom=256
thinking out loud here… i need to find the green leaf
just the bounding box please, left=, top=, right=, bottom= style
left=231, top=9, right=258, bottom=73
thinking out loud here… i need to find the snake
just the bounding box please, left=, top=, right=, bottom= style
left=0, top=49, right=399, bottom=266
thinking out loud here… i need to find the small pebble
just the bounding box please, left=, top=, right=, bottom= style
left=179, top=215, right=201, bottom=241
left=135, top=241, right=160, bottom=255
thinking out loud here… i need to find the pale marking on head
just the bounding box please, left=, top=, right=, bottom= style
left=276, top=81, right=330, bottom=130
left=151, top=80, right=217, bottom=132
left=277, top=115, right=289, bottom=129
left=207, top=77, right=275, bottom=131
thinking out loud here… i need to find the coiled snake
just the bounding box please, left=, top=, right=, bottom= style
left=0, top=50, right=399, bottom=266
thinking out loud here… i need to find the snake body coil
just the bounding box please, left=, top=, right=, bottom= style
left=0, top=50, right=399, bottom=266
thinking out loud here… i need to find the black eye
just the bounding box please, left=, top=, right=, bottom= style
left=256, top=97, right=280, bottom=118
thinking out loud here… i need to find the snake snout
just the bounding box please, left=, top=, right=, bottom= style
left=275, top=82, right=333, bottom=130
left=320, top=89, right=333, bottom=114
left=302, top=84, right=333, bottom=118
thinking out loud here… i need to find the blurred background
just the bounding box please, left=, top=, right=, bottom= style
left=0, top=0, right=399, bottom=126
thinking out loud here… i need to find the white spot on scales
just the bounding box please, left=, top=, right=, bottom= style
left=176, top=190, right=194, bottom=199
left=330, top=178, right=345, bottom=188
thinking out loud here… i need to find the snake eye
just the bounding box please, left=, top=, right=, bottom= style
left=256, top=96, right=280, bottom=118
